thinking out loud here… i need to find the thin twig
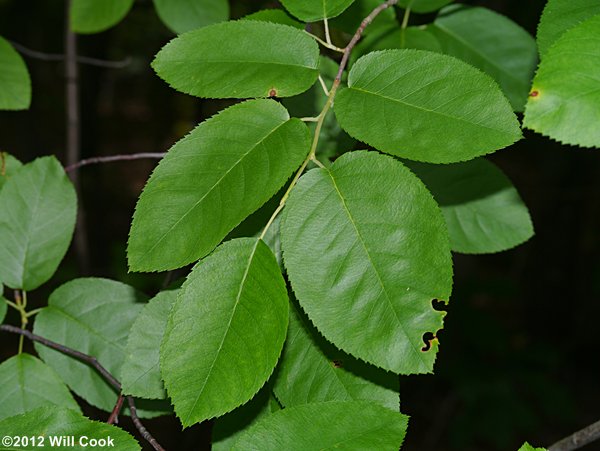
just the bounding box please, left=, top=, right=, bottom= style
left=323, top=16, right=333, bottom=46
left=336, top=0, right=399, bottom=82
left=318, top=75, right=330, bottom=96
left=107, top=394, right=125, bottom=425
left=65, top=153, right=166, bottom=172
left=9, top=40, right=131, bottom=68
left=304, top=31, right=345, bottom=53
left=0, top=325, right=165, bottom=451
left=127, top=397, right=165, bottom=451
left=548, top=419, right=600, bottom=451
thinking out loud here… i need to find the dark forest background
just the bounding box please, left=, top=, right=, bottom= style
left=0, top=1, right=599, bottom=450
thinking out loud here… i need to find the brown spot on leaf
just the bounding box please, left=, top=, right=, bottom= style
left=332, top=360, right=343, bottom=368
left=529, top=90, right=540, bottom=98
left=268, top=88, right=277, bottom=98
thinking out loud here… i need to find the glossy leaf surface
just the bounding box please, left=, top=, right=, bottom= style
left=536, top=0, right=600, bottom=57
left=0, top=406, right=140, bottom=450
left=128, top=99, right=310, bottom=272
left=406, top=159, right=534, bottom=254
left=70, top=0, right=134, bottom=33
left=430, top=5, right=537, bottom=111
left=279, top=0, right=356, bottom=21
left=524, top=15, right=600, bottom=148
left=334, top=50, right=521, bottom=163
left=273, top=303, right=399, bottom=409
left=153, top=0, right=229, bottom=34
left=0, top=37, right=31, bottom=110
left=231, top=401, right=409, bottom=451
left=0, top=156, right=77, bottom=290
left=281, top=151, right=453, bottom=374
left=161, top=238, right=288, bottom=426
left=33, top=278, right=148, bottom=413
left=121, top=289, right=178, bottom=400
left=152, top=21, right=319, bottom=99
left=0, top=354, right=81, bottom=420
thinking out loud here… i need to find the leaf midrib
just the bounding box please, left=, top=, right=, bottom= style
left=325, top=169, right=429, bottom=370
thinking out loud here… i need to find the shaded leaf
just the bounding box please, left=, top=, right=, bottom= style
left=281, top=151, right=452, bottom=374
left=430, top=5, right=537, bottom=111
left=406, top=158, right=534, bottom=254
left=0, top=37, right=30, bottom=110
left=231, top=401, right=409, bottom=451
left=152, top=21, right=319, bottom=99
left=0, top=406, right=140, bottom=450
left=0, top=152, right=22, bottom=191
left=536, top=0, right=600, bottom=57
left=524, top=15, right=600, bottom=148
left=334, top=50, right=521, bottom=163
left=212, top=389, right=280, bottom=451
left=398, top=0, right=453, bottom=13
left=273, top=302, right=399, bottom=409
left=153, top=0, right=229, bottom=34
left=242, top=9, right=304, bottom=29
left=279, top=0, right=356, bottom=22
left=121, top=289, right=178, bottom=400
left=330, top=0, right=397, bottom=36
left=0, top=156, right=77, bottom=290
left=70, top=0, right=134, bottom=34
left=0, top=354, right=81, bottom=420
left=0, top=288, right=6, bottom=324
left=352, top=25, right=441, bottom=65
left=282, top=56, right=355, bottom=164
left=161, top=238, right=288, bottom=426
left=32, top=278, right=169, bottom=418
left=128, top=99, right=310, bottom=272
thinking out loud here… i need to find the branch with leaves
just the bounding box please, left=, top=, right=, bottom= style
left=0, top=324, right=165, bottom=451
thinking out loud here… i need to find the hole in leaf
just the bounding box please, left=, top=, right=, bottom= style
left=421, top=332, right=435, bottom=352
left=331, top=360, right=343, bottom=368
left=432, top=299, right=447, bottom=312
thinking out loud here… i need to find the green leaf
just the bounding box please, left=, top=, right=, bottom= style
left=281, top=151, right=453, bottom=374
left=231, top=401, right=409, bottom=450
left=128, top=99, right=310, bottom=272
left=161, top=238, right=289, bottom=426
left=242, top=9, right=304, bottom=29
left=153, top=0, right=229, bottom=34
left=0, top=37, right=31, bottom=110
left=330, top=0, right=397, bottom=36
left=524, top=15, right=600, bottom=148
left=273, top=302, right=399, bottom=409
left=0, top=152, right=22, bottom=191
left=31, top=278, right=160, bottom=416
left=398, top=0, right=453, bottom=13
left=279, top=0, right=356, bottom=22
left=212, top=389, right=280, bottom=451
left=283, top=56, right=355, bottom=164
left=334, top=50, right=521, bottom=163
left=518, top=443, right=547, bottom=451
left=351, top=25, right=441, bottom=65
left=152, top=21, right=319, bottom=99
left=70, top=0, right=134, bottom=34
left=0, top=156, right=77, bottom=290
left=536, top=0, right=600, bottom=57
left=0, top=354, right=81, bottom=420
left=121, top=289, right=178, bottom=400
left=406, top=158, right=534, bottom=254
left=429, top=5, right=537, bottom=111
left=0, top=406, right=140, bottom=450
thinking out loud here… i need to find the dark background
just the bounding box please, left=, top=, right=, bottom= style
left=1, top=0, right=599, bottom=450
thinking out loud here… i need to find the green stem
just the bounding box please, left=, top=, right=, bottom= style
left=401, top=6, right=411, bottom=29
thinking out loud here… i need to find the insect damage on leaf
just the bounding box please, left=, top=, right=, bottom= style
left=529, top=90, right=540, bottom=98
left=268, top=88, right=278, bottom=97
